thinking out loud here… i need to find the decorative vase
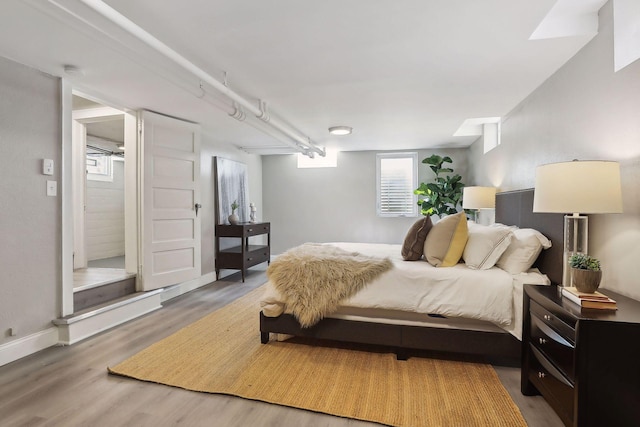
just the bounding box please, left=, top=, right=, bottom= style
left=571, top=268, right=602, bottom=293
left=228, top=213, right=239, bottom=225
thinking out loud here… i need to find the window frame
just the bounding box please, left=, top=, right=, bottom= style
left=376, top=152, right=419, bottom=217
left=86, top=153, right=114, bottom=182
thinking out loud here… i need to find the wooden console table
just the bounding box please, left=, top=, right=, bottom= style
left=215, top=222, right=270, bottom=282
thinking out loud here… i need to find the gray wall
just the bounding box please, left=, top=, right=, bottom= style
left=0, top=53, right=265, bottom=347
left=263, top=149, right=468, bottom=254
left=0, top=57, right=60, bottom=343
left=200, top=139, right=263, bottom=276
left=468, top=1, right=640, bottom=300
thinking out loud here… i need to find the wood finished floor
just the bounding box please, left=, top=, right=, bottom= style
left=0, top=268, right=563, bottom=427
left=73, top=268, right=133, bottom=291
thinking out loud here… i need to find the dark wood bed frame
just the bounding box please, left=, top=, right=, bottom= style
left=260, top=189, right=563, bottom=364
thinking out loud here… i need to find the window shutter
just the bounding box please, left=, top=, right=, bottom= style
left=377, top=154, right=417, bottom=217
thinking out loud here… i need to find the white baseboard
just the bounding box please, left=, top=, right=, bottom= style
left=0, top=327, right=59, bottom=367
left=1, top=272, right=217, bottom=366
left=56, top=291, right=163, bottom=345
left=160, top=271, right=216, bottom=302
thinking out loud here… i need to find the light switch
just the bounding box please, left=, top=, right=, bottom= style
left=43, top=159, right=54, bottom=175
left=46, top=180, right=57, bottom=197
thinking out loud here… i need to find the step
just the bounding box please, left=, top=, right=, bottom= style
left=73, top=269, right=136, bottom=293
left=54, top=290, right=163, bottom=345
left=73, top=276, right=136, bottom=311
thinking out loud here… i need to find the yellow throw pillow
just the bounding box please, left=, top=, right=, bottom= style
left=424, top=212, right=469, bottom=267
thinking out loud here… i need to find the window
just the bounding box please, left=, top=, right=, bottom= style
left=483, top=121, right=501, bottom=154
left=86, top=154, right=113, bottom=182
left=376, top=152, right=418, bottom=217
left=453, top=117, right=501, bottom=154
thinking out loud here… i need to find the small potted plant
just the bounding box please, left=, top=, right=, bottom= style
left=228, top=200, right=240, bottom=225
left=569, top=253, right=602, bottom=293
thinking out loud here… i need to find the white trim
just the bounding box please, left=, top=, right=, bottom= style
left=376, top=152, right=419, bottom=217
left=0, top=272, right=215, bottom=365
left=124, top=112, right=138, bottom=275
left=56, top=292, right=162, bottom=345
left=72, top=106, right=124, bottom=122
left=160, top=271, right=217, bottom=302
left=61, top=79, right=74, bottom=316
left=0, top=327, right=59, bottom=367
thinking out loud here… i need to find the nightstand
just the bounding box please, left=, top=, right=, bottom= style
left=522, top=284, right=640, bottom=426
left=215, top=222, right=270, bottom=282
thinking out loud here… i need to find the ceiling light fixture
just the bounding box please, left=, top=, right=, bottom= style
left=329, top=126, right=352, bottom=136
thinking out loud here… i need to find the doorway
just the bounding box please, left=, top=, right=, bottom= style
left=71, top=95, right=134, bottom=303
left=65, top=95, right=201, bottom=313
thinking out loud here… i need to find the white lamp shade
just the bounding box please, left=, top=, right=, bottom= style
left=533, top=160, right=623, bottom=214
left=462, top=186, right=496, bottom=209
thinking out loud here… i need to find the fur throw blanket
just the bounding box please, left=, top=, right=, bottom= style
left=266, top=243, right=393, bottom=328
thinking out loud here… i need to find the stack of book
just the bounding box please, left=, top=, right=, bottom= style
left=561, top=287, right=617, bottom=310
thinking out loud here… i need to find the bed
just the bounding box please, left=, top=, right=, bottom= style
left=259, top=189, right=564, bottom=364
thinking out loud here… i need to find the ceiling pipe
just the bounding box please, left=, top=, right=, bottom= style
left=76, top=0, right=325, bottom=157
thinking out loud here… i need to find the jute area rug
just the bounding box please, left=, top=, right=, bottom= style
left=109, top=286, right=526, bottom=427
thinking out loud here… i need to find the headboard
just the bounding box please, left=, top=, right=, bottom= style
left=495, top=189, right=564, bottom=285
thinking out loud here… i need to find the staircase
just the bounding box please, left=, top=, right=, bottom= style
left=54, top=271, right=163, bottom=345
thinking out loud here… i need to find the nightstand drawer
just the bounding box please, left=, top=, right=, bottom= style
left=245, top=249, right=270, bottom=267
left=530, top=300, right=575, bottom=343
left=531, top=314, right=575, bottom=381
left=529, top=345, right=574, bottom=426
left=244, top=223, right=270, bottom=237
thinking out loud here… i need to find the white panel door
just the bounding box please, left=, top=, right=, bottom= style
left=140, top=110, right=201, bottom=291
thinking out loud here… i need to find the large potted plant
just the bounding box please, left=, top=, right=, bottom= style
left=414, top=154, right=464, bottom=218
left=569, top=253, right=602, bottom=293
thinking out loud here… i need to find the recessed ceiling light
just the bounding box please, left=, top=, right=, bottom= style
left=328, top=126, right=352, bottom=136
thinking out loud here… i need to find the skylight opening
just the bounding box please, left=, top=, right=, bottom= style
left=453, top=117, right=502, bottom=154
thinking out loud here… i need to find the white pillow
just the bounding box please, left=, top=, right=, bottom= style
left=462, top=223, right=514, bottom=270
left=496, top=228, right=552, bottom=274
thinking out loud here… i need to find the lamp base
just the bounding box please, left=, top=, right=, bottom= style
left=562, top=214, right=588, bottom=286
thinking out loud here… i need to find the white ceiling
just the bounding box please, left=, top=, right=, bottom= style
left=0, top=0, right=606, bottom=153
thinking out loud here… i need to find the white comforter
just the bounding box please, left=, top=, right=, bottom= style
left=262, top=242, right=549, bottom=333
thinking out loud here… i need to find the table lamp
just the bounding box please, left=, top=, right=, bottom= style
left=462, top=186, right=496, bottom=223
left=533, top=160, right=623, bottom=286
